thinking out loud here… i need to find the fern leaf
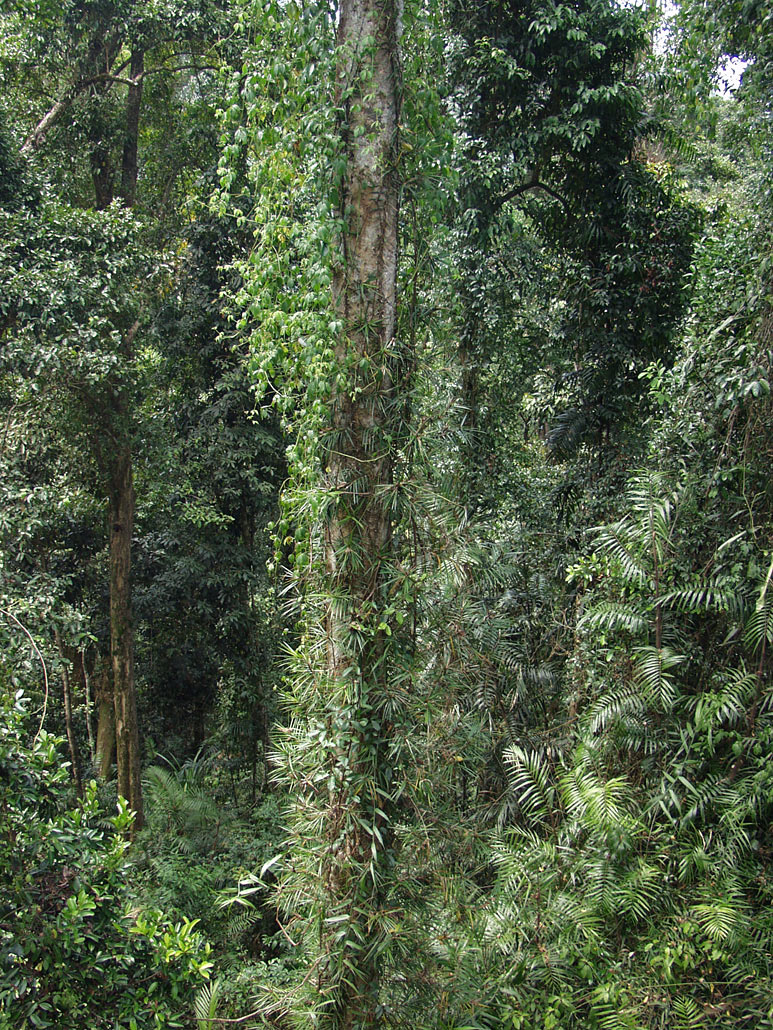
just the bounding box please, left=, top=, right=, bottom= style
left=194, top=978, right=220, bottom=1028
left=745, top=554, right=773, bottom=652
left=594, top=520, right=649, bottom=587
left=692, top=900, right=739, bottom=941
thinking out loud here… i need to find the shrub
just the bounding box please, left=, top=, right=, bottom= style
left=0, top=689, right=213, bottom=1029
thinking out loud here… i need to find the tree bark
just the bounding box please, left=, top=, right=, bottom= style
left=327, top=0, right=401, bottom=678
left=21, top=96, right=72, bottom=154
left=109, top=443, right=143, bottom=829
left=318, top=1, right=401, bottom=1024
left=91, top=140, right=114, bottom=210
left=120, top=51, right=144, bottom=207
left=95, top=660, right=116, bottom=780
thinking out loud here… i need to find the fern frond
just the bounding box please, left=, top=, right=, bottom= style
left=591, top=1000, right=639, bottom=1030
left=559, top=766, right=632, bottom=833
left=661, top=581, right=741, bottom=616
left=584, top=681, right=645, bottom=735
left=594, top=520, right=649, bottom=587
left=195, top=978, right=221, bottom=1028
left=692, top=899, right=740, bottom=941
left=691, top=666, right=757, bottom=732
left=614, top=859, right=662, bottom=921
left=547, top=406, right=587, bottom=459
left=745, top=554, right=773, bottom=652
left=744, top=595, right=773, bottom=653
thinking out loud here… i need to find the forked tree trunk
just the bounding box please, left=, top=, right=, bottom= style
left=318, top=1, right=401, bottom=1025
left=109, top=443, right=143, bottom=829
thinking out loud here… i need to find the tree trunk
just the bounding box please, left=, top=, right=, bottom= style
left=109, top=443, right=143, bottom=829
left=54, top=628, right=83, bottom=799
left=79, top=651, right=97, bottom=767
left=90, top=117, right=115, bottom=211
left=95, top=665, right=116, bottom=780
left=317, top=1, right=401, bottom=1024
left=120, top=51, right=143, bottom=207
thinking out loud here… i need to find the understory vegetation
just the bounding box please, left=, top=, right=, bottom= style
left=1, top=0, right=772, bottom=1027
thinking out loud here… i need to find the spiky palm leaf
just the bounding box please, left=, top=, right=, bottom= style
left=632, top=646, right=685, bottom=711
left=194, top=978, right=221, bottom=1029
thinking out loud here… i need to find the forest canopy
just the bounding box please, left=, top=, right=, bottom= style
left=0, top=0, right=772, bottom=1027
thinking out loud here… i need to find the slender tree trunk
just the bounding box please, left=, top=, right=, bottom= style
left=317, top=2, right=401, bottom=1025
left=456, top=208, right=491, bottom=510
left=80, top=651, right=97, bottom=766
left=95, top=660, right=116, bottom=779
left=54, top=628, right=83, bottom=798
left=109, top=443, right=143, bottom=829
left=101, top=43, right=144, bottom=827
left=259, top=702, right=270, bottom=794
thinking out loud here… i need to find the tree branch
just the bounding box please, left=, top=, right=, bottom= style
left=1, top=608, right=50, bottom=739
left=79, top=64, right=217, bottom=89
left=21, top=64, right=216, bottom=155
left=495, top=178, right=572, bottom=216
left=21, top=96, right=73, bottom=154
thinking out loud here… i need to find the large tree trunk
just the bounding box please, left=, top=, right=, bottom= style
left=120, top=51, right=143, bottom=207
left=317, top=2, right=401, bottom=1025
left=109, top=443, right=143, bottom=829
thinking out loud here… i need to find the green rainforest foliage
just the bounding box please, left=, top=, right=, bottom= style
left=0, top=0, right=772, bottom=1026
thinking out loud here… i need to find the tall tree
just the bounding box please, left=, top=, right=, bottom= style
left=220, top=0, right=408, bottom=1023
left=448, top=0, right=697, bottom=471
left=317, top=1, right=402, bottom=1023
left=1, top=0, right=233, bottom=826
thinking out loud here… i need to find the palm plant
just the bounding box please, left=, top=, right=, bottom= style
left=468, top=471, right=773, bottom=1029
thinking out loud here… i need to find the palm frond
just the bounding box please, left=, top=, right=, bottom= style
left=632, top=646, right=685, bottom=711
left=580, top=602, right=648, bottom=636
left=503, top=745, right=555, bottom=825
left=195, top=978, right=221, bottom=1029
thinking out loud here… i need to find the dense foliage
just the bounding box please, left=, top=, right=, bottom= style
left=0, top=689, right=212, bottom=1028
left=0, top=0, right=771, bottom=1026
